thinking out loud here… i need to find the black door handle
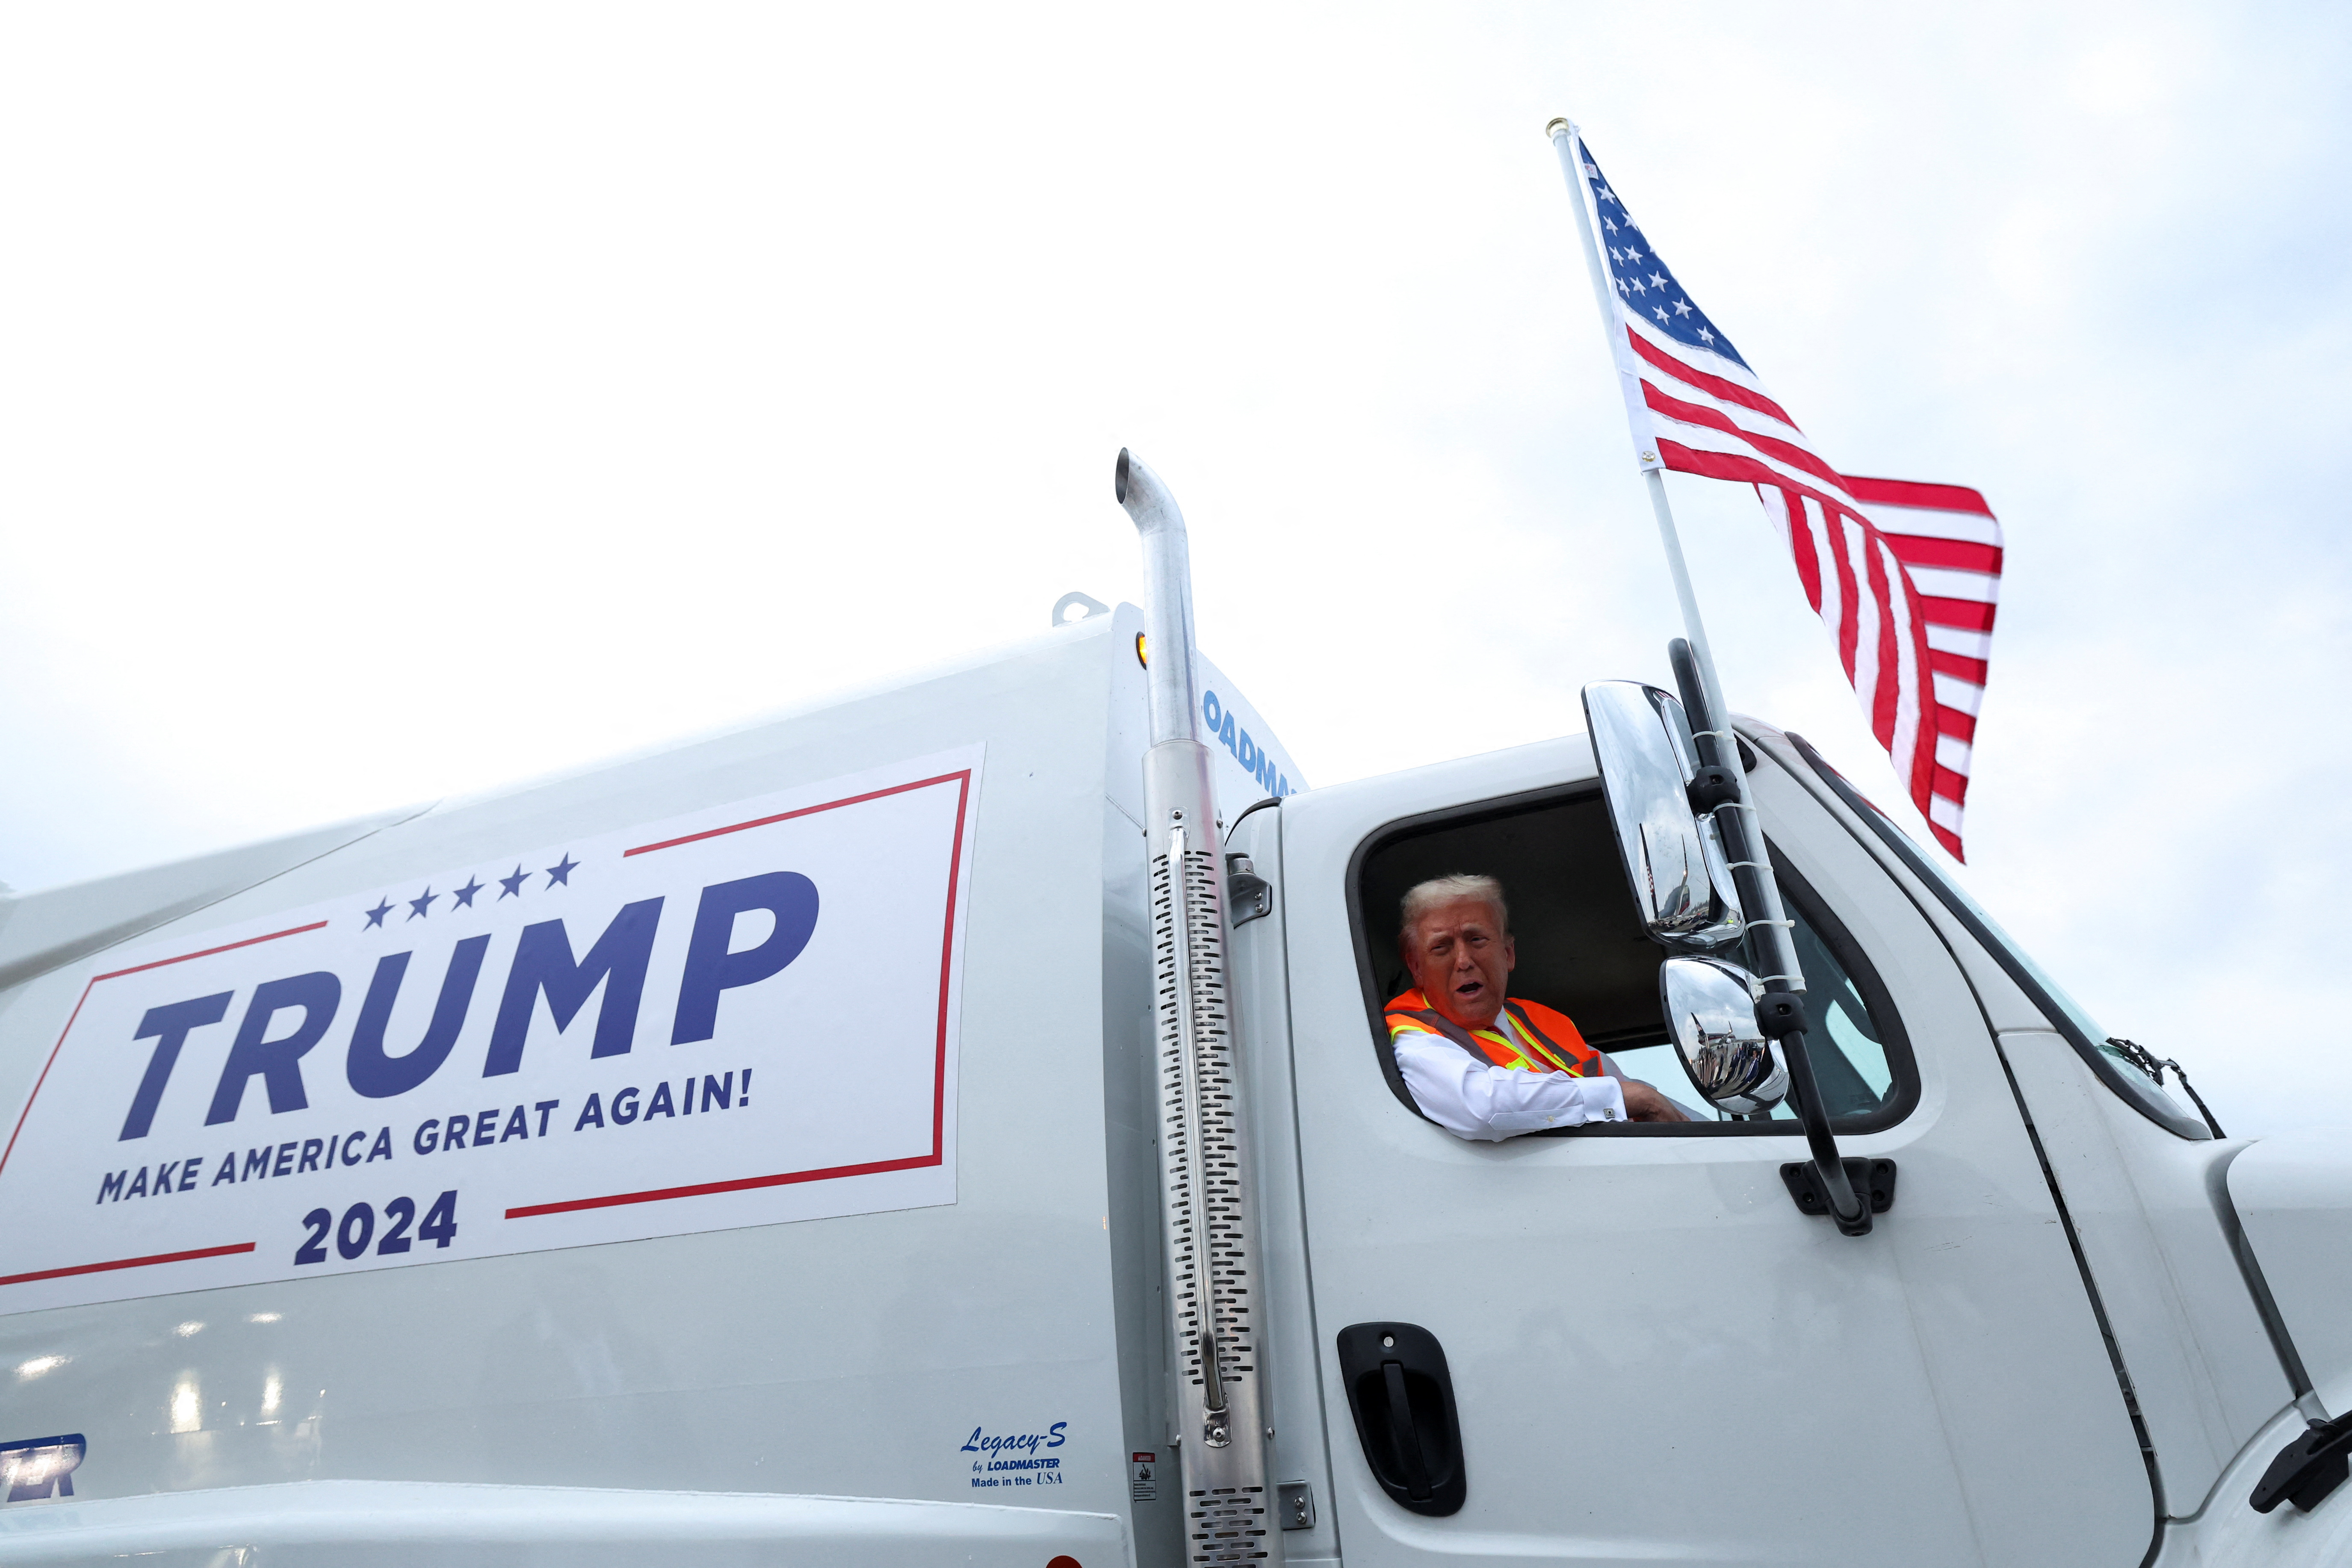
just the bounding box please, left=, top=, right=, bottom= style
left=1381, top=1360, right=1432, bottom=1500
left=1337, top=1323, right=1466, bottom=1516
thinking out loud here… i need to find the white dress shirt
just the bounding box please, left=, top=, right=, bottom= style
left=1393, top=1007, right=1628, bottom=1142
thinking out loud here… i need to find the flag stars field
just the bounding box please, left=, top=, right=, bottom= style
left=1581, top=151, right=1748, bottom=371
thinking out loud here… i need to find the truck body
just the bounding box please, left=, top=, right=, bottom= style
left=0, top=597, right=2344, bottom=1565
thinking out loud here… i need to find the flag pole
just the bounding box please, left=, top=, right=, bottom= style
left=1543, top=118, right=1738, bottom=749
left=1545, top=117, right=1869, bottom=1231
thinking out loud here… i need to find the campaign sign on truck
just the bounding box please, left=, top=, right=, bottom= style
left=0, top=748, right=981, bottom=1313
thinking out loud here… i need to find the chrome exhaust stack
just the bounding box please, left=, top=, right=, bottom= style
left=1117, top=448, right=1206, bottom=751
left=1116, top=449, right=1280, bottom=1568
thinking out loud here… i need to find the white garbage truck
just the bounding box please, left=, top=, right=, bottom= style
left=0, top=454, right=2344, bottom=1567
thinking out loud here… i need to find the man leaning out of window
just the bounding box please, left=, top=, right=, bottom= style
left=1385, top=874, right=1690, bottom=1140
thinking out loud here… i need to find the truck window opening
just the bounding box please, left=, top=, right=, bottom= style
left=1350, top=785, right=1916, bottom=1134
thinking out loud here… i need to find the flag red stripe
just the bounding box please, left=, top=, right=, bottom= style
left=1844, top=476, right=1995, bottom=516
left=1905, top=564, right=1942, bottom=820
left=1643, top=381, right=1850, bottom=494
left=1880, top=535, right=2005, bottom=575
left=1916, top=596, right=1997, bottom=632
left=1863, top=538, right=1901, bottom=754
left=1934, top=764, right=1971, bottom=803
left=1625, top=328, right=1802, bottom=430
left=1930, top=651, right=1989, bottom=685
left=1786, top=495, right=1824, bottom=612
left=1829, top=507, right=1864, bottom=686
left=1656, top=441, right=1791, bottom=489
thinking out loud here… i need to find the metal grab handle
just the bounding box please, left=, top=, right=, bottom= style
left=1381, top=1362, right=1432, bottom=1502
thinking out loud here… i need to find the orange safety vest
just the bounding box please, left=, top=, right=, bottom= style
left=1384, top=988, right=1606, bottom=1077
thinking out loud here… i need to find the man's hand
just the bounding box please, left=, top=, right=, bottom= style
left=1622, top=1079, right=1691, bottom=1123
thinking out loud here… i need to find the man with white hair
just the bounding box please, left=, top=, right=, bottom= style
left=1386, top=873, right=1690, bottom=1140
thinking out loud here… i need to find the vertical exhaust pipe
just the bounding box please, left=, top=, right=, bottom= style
left=1116, top=449, right=1281, bottom=1568
left=1117, top=448, right=1206, bottom=750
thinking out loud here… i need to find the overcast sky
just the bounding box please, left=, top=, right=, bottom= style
left=3, top=4, right=2345, bottom=1136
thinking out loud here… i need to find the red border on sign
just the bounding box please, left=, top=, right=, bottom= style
left=0, top=1241, right=258, bottom=1289
left=505, top=768, right=972, bottom=1220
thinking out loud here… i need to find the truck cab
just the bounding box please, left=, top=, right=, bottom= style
left=1233, top=706, right=2343, bottom=1566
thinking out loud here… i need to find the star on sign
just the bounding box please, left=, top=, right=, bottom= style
left=499, top=865, right=529, bottom=899
left=452, top=876, right=484, bottom=908
left=546, top=853, right=580, bottom=888
left=408, top=888, right=437, bottom=920
left=363, top=898, right=393, bottom=929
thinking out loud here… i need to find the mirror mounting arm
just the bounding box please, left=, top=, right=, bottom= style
left=1685, top=764, right=1742, bottom=815
left=1669, top=640, right=1876, bottom=1237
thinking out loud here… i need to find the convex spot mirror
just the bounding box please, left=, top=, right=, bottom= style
left=1661, top=956, right=1789, bottom=1114
left=1581, top=681, right=1743, bottom=953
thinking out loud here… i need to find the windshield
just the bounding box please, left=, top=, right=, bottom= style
left=1783, top=733, right=2210, bottom=1140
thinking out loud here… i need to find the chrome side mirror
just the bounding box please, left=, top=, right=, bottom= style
left=1661, top=956, right=1789, bottom=1114
left=1581, top=681, right=1743, bottom=952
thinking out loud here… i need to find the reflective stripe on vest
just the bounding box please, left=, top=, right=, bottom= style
left=1383, top=989, right=1604, bottom=1077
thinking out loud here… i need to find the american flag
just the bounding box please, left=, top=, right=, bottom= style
left=1569, top=134, right=2001, bottom=860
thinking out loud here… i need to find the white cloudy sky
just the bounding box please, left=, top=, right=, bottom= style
left=3, top=5, right=2345, bottom=1135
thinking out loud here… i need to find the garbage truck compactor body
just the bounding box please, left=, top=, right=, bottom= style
left=1, top=475, right=2348, bottom=1568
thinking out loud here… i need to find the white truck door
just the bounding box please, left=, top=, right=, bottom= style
left=1273, top=735, right=2153, bottom=1568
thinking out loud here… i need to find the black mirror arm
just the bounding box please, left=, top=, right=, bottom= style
left=1772, top=1022, right=1873, bottom=1236
left=1669, top=638, right=1872, bottom=1235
